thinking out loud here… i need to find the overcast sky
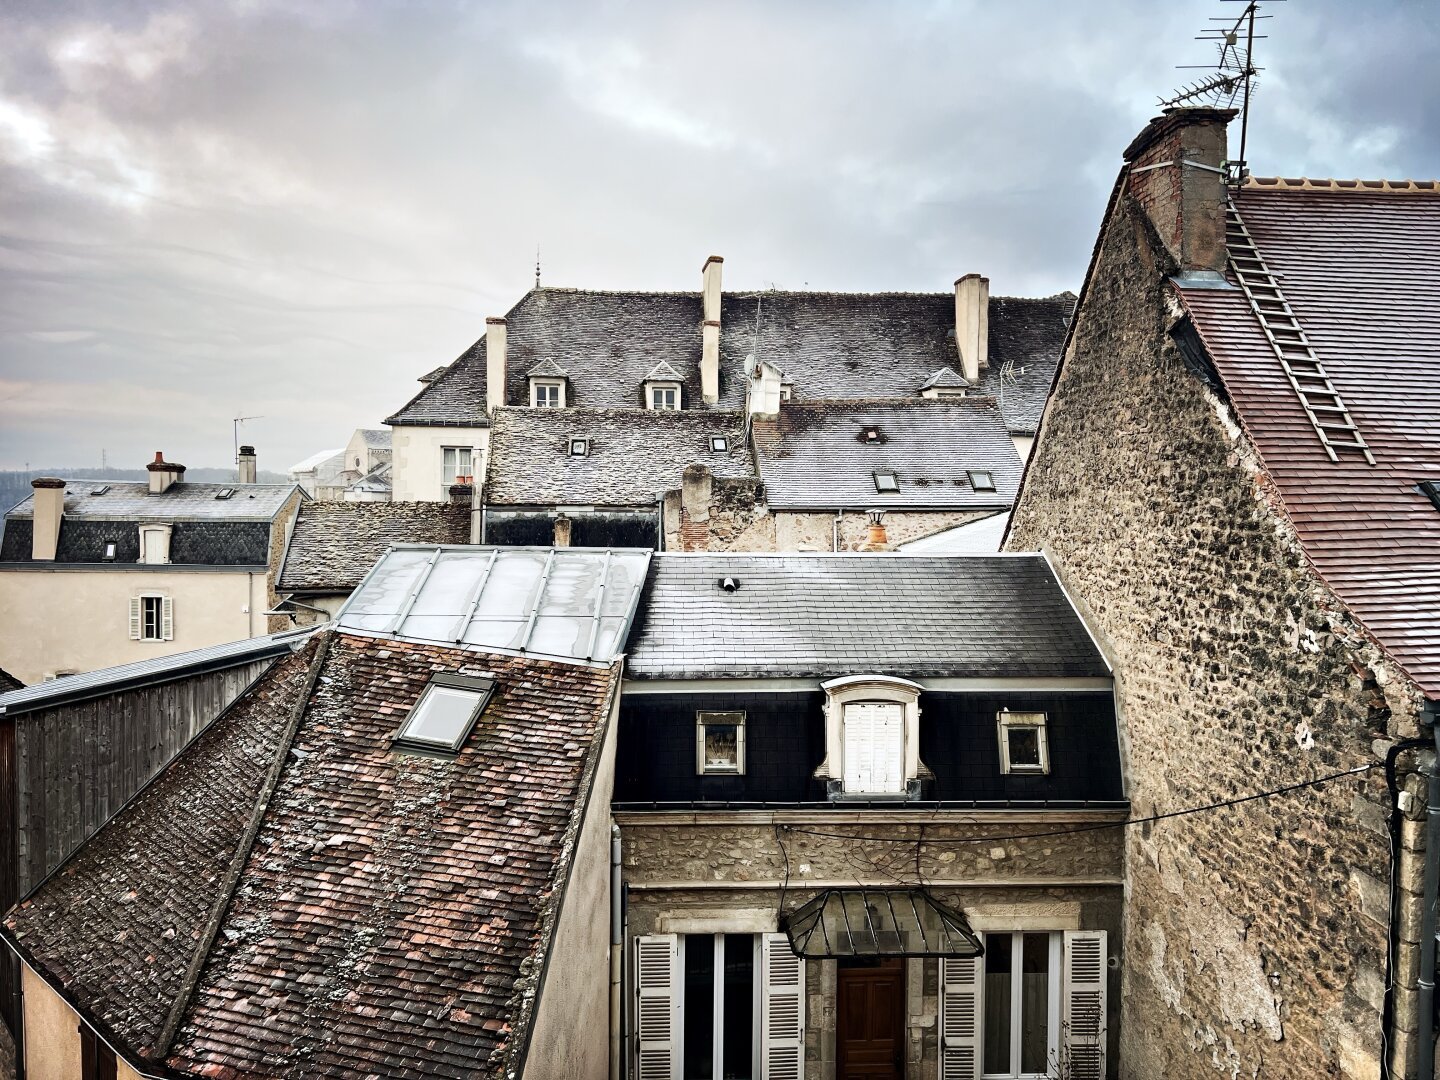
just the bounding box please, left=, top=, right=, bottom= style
left=1, top=0, right=1435, bottom=472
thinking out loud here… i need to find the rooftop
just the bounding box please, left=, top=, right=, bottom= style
left=278, top=501, right=472, bottom=593
left=3, top=481, right=298, bottom=522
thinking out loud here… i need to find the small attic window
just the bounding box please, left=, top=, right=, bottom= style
left=874, top=471, right=899, bottom=494
left=102, top=541, right=117, bottom=561
left=968, top=470, right=996, bottom=492
left=710, top=435, right=729, bottom=453
left=570, top=437, right=590, bottom=458
left=215, top=488, right=235, bottom=500
left=393, top=674, right=496, bottom=755
left=89, top=485, right=109, bottom=496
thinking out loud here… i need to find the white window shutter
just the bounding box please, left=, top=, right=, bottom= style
left=161, top=597, right=174, bottom=641
left=875, top=709, right=903, bottom=792
left=1062, top=930, right=1107, bottom=1080
left=128, top=597, right=142, bottom=640
left=940, top=956, right=982, bottom=1080
left=843, top=708, right=873, bottom=791
left=761, top=933, right=805, bottom=1080
left=633, top=934, right=677, bottom=1080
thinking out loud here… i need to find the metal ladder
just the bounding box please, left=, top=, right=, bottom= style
left=1224, top=200, right=1375, bottom=465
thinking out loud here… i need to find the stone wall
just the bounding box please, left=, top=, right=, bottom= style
left=1007, top=190, right=1429, bottom=1079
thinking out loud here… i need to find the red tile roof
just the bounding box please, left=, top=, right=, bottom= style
left=1177, top=184, right=1440, bottom=696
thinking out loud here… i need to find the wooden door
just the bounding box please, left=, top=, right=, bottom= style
left=837, top=957, right=906, bottom=1079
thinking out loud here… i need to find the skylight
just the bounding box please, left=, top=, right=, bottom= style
left=89, top=485, right=109, bottom=496
left=968, top=470, right=996, bottom=492
left=710, top=435, right=729, bottom=452
left=393, top=674, right=496, bottom=754
left=874, top=471, right=899, bottom=494
left=570, top=438, right=589, bottom=457
left=215, top=488, right=235, bottom=500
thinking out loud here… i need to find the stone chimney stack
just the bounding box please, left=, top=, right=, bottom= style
left=146, top=452, right=185, bottom=495
left=29, top=478, right=64, bottom=561
left=701, top=256, right=723, bottom=404
left=954, top=274, right=989, bottom=384
left=1123, top=106, right=1236, bottom=273
left=552, top=514, right=573, bottom=548
left=237, top=445, right=257, bottom=485
left=486, top=317, right=508, bottom=413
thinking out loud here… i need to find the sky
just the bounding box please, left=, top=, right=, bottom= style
left=0, top=0, right=1435, bottom=473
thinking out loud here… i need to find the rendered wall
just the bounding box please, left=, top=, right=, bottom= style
left=21, top=962, right=81, bottom=1079
left=389, top=425, right=488, bottom=503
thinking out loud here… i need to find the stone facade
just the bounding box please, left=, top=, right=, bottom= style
left=1006, top=173, right=1430, bottom=1077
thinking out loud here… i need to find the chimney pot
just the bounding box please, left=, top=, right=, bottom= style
left=486, top=317, right=509, bottom=413
left=859, top=508, right=889, bottom=552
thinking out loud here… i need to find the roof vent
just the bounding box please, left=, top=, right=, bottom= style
left=862, top=426, right=882, bottom=443
left=718, top=576, right=740, bottom=593
left=1419, top=480, right=1440, bottom=511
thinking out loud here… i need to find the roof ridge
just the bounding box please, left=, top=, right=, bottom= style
left=1243, top=176, right=1440, bottom=193
left=532, top=285, right=1073, bottom=302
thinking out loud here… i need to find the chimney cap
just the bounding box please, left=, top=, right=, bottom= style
left=703, top=255, right=724, bottom=268
left=238, top=445, right=255, bottom=456
left=486, top=316, right=507, bottom=326
left=954, top=273, right=988, bottom=286
left=31, top=477, right=65, bottom=489
left=146, top=453, right=186, bottom=474
left=1123, top=106, right=1238, bottom=163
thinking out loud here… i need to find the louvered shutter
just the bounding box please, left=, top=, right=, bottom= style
left=634, top=934, right=677, bottom=1080
left=843, top=706, right=874, bottom=792
left=845, top=702, right=904, bottom=793
left=1062, top=930, right=1107, bottom=1080
left=761, top=933, right=805, bottom=1080
left=128, top=597, right=142, bottom=640
left=161, top=597, right=174, bottom=641
left=940, top=956, right=982, bottom=1080
left=874, top=707, right=903, bottom=792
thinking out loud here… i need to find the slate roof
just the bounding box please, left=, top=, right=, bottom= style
left=0, top=666, right=21, bottom=693
left=3, top=481, right=296, bottom=522
left=290, top=448, right=345, bottom=474
left=385, top=288, right=1071, bottom=435
left=752, top=398, right=1022, bottom=510
left=278, top=501, right=471, bottom=593
left=358, top=429, right=391, bottom=449
left=920, top=366, right=969, bottom=390
left=625, top=553, right=1109, bottom=679
left=484, top=406, right=751, bottom=506
left=1175, top=181, right=1440, bottom=696
left=3, top=631, right=620, bottom=1078
left=0, top=518, right=273, bottom=566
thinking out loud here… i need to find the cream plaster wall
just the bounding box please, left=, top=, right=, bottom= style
left=22, top=962, right=82, bottom=1079
left=763, top=509, right=992, bottom=552
left=1011, top=434, right=1035, bottom=462
left=389, top=425, right=488, bottom=503
left=0, top=568, right=263, bottom=684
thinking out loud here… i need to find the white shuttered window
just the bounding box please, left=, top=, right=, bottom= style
left=634, top=934, right=678, bottom=1080
left=940, top=955, right=982, bottom=1080
left=842, top=701, right=904, bottom=793
left=1062, top=930, right=1107, bottom=1080
left=130, top=595, right=172, bottom=641
left=761, top=933, right=805, bottom=1080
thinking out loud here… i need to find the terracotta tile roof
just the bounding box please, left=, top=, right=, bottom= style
left=1176, top=185, right=1440, bottom=696
left=277, top=501, right=472, bottom=593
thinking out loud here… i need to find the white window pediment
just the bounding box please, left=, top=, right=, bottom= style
left=816, top=675, right=923, bottom=799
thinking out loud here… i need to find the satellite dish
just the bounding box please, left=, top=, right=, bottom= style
left=744, top=353, right=757, bottom=377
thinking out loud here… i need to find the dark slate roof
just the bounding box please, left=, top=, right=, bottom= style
left=358, top=429, right=391, bottom=449
left=920, top=366, right=969, bottom=390
left=3, top=632, right=619, bottom=1078
left=0, top=666, right=21, bottom=693
left=1176, top=180, right=1440, bottom=696
left=752, top=398, right=1022, bottom=510
left=278, top=501, right=471, bottom=593
left=0, top=518, right=273, bottom=566
left=625, top=553, right=1109, bottom=679
left=1, top=640, right=321, bottom=1059
left=385, top=288, right=1070, bottom=435
left=484, top=406, right=752, bottom=507
left=3, top=481, right=296, bottom=521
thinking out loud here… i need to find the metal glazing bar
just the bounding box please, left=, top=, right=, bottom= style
left=584, top=549, right=614, bottom=659
left=387, top=547, right=443, bottom=634
left=516, top=548, right=557, bottom=652
left=450, top=548, right=500, bottom=642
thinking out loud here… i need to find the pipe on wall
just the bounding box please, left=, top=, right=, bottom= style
left=1417, top=703, right=1440, bottom=1080
left=610, top=824, right=623, bottom=1080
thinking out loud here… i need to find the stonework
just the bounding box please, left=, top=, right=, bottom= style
left=1006, top=189, right=1429, bottom=1079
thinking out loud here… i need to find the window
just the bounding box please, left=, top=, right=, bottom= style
left=138, top=523, right=171, bottom=565
left=710, top=435, right=729, bottom=453
left=874, top=471, right=899, bottom=494
left=89, top=485, right=109, bottom=496
left=102, top=541, right=117, bottom=561
left=696, top=711, right=745, bottom=774
left=998, top=710, right=1050, bottom=774
left=130, top=595, right=173, bottom=642
left=442, top=446, right=473, bottom=486
left=392, top=674, right=495, bottom=755
left=969, top=470, right=996, bottom=492
left=779, top=384, right=793, bottom=401
left=531, top=379, right=565, bottom=408
left=843, top=701, right=904, bottom=793
left=820, top=675, right=923, bottom=799
left=649, top=383, right=681, bottom=410
left=214, top=487, right=235, bottom=500
left=983, top=931, right=1060, bottom=1077
left=570, top=437, right=589, bottom=458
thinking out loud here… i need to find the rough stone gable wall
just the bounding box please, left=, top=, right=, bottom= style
left=1007, top=194, right=1428, bottom=1079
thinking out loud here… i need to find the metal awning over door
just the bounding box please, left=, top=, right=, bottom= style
left=780, top=889, right=984, bottom=959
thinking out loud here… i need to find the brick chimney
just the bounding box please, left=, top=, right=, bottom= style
left=29, top=478, right=64, bottom=561
left=146, top=452, right=185, bottom=495
left=701, top=256, right=723, bottom=404
left=486, top=317, right=508, bottom=413
left=237, top=444, right=257, bottom=484
left=954, top=274, right=989, bottom=383
left=1123, top=106, right=1236, bottom=273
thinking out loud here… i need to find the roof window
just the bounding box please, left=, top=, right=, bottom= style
left=1420, top=480, right=1440, bottom=511
left=710, top=435, right=729, bottom=453
left=215, top=488, right=235, bottom=500
left=862, top=426, right=882, bottom=443
left=570, top=437, right=590, bottom=458
left=873, top=471, right=899, bottom=494
left=89, top=485, right=109, bottom=496
left=968, top=470, right=996, bottom=492
left=393, top=674, right=496, bottom=755
left=102, top=541, right=117, bottom=561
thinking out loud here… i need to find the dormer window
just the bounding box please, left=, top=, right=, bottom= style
left=998, top=709, right=1049, bottom=774
left=649, top=383, right=681, bottom=410
left=138, top=523, right=172, bottom=565
left=570, top=437, right=589, bottom=458
left=392, top=674, right=496, bottom=756
left=532, top=379, right=565, bottom=408
left=816, top=676, right=924, bottom=799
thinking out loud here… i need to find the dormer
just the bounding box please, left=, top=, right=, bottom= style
left=814, top=675, right=925, bottom=800
left=919, top=366, right=970, bottom=400
left=644, top=361, right=684, bottom=411
left=527, top=358, right=569, bottom=408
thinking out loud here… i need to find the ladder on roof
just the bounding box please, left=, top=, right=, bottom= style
left=1224, top=201, right=1375, bottom=465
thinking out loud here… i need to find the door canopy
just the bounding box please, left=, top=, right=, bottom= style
left=780, top=889, right=984, bottom=959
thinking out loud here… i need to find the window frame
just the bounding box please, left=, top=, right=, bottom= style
left=695, top=710, right=746, bottom=775
left=138, top=594, right=168, bottom=641
left=873, top=471, right=899, bottom=494
left=569, top=437, right=590, bottom=458
left=979, top=930, right=1063, bottom=1079
left=531, top=378, right=566, bottom=408
left=647, top=382, right=682, bottom=410
left=391, top=673, right=496, bottom=756
left=997, top=710, right=1050, bottom=775
left=441, top=446, right=473, bottom=486
left=969, top=469, right=997, bottom=492
left=819, top=675, right=923, bottom=799
left=677, top=932, right=763, bottom=1080
left=710, top=435, right=729, bottom=453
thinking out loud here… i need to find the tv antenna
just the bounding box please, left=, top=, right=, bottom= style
left=1161, top=0, right=1279, bottom=183
left=233, top=414, right=262, bottom=476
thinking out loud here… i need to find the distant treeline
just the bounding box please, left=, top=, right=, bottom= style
left=0, top=468, right=292, bottom=514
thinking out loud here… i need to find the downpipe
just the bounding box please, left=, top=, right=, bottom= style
left=1418, top=705, right=1440, bottom=1080
left=610, top=824, right=624, bottom=1080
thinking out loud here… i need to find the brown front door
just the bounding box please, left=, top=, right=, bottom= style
left=837, top=957, right=906, bottom=1079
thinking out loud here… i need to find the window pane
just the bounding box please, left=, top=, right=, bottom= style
left=1008, top=727, right=1041, bottom=768
left=721, top=935, right=754, bottom=1079
left=400, top=686, right=481, bottom=748
left=683, top=935, right=715, bottom=1080
left=1020, top=933, right=1050, bottom=1073
left=704, top=725, right=738, bottom=771
left=983, top=933, right=1012, bottom=1075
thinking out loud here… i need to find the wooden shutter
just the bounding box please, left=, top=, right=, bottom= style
left=844, top=702, right=903, bottom=793
left=843, top=705, right=874, bottom=791
left=761, top=932, right=805, bottom=1080
left=633, top=934, right=677, bottom=1080
left=940, top=956, right=982, bottom=1080
left=1063, top=930, right=1107, bottom=1080
left=128, top=596, right=142, bottom=640
left=161, top=596, right=174, bottom=641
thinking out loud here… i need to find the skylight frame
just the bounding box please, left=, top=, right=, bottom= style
left=968, top=470, right=996, bottom=493
left=570, top=437, right=590, bottom=458
left=391, top=673, right=496, bottom=756
left=710, top=435, right=729, bottom=453
left=873, top=471, right=899, bottom=494
left=215, top=487, right=236, bottom=500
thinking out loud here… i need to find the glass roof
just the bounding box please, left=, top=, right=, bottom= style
left=781, top=889, right=984, bottom=959
left=336, top=545, right=651, bottom=663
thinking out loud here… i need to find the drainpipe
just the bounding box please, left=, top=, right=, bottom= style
left=1418, top=702, right=1440, bottom=1080
left=833, top=508, right=845, bottom=552
left=610, top=823, right=623, bottom=1080
left=1384, top=736, right=1431, bottom=1080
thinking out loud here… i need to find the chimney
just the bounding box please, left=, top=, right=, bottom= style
left=29, top=478, right=64, bottom=561
left=954, top=274, right=989, bottom=384
left=552, top=514, right=573, bottom=548
left=859, top=508, right=889, bottom=552
left=237, top=445, right=257, bottom=485
left=701, top=256, right=723, bottom=405
left=486, top=317, right=508, bottom=413
left=448, top=476, right=473, bottom=505
left=1123, top=106, right=1236, bottom=273
left=146, top=451, right=186, bottom=495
